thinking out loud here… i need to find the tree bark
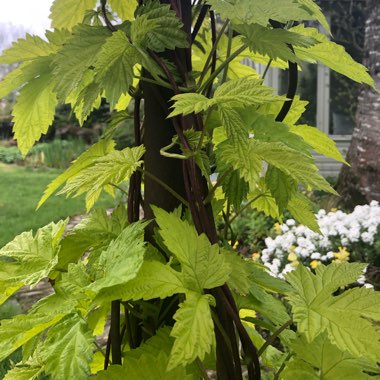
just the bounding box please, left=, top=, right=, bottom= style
left=336, top=0, right=380, bottom=209
left=142, top=0, right=189, bottom=227
left=142, top=84, right=186, bottom=221
left=142, top=3, right=251, bottom=378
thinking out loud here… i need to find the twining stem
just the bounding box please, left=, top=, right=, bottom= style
left=269, top=20, right=298, bottom=123
left=132, top=94, right=142, bottom=220
left=100, top=0, right=116, bottom=32
left=137, top=76, right=192, bottom=92
left=210, top=309, right=233, bottom=354
left=262, top=58, right=273, bottom=80
left=150, top=50, right=180, bottom=94
left=221, top=25, right=233, bottom=84
left=157, top=295, right=179, bottom=326
left=118, top=90, right=143, bottom=358
left=104, top=328, right=112, bottom=369
left=223, top=200, right=231, bottom=240
left=123, top=304, right=137, bottom=349
left=199, top=44, right=247, bottom=93
left=274, top=352, right=293, bottom=380
left=229, top=194, right=264, bottom=224
left=276, top=59, right=297, bottom=122
left=95, top=341, right=108, bottom=359
left=110, top=300, right=122, bottom=365
left=141, top=4, right=260, bottom=379
left=221, top=285, right=261, bottom=380
left=198, top=19, right=230, bottom=88
left=123, top=302, right=144, bottom=319
left=258, top=320, right=292, bottom=356
left=109, top=183, right=129, bottom=197
left=137, top=76, right=174, bottom=90
left=204, top=171, right=229, bottom=204
left=222, top=210, right=236, bottom=243
left=160, top=141, right=188, bottom=160
left=196, top=357, right=211, bottom=380
left=205, top=10, right=217, bottom=97
left=191, top=4, right=210, bottom=43
left=195, top=114, right=207, bottom=152
left=139, top=168, right=189, bottom=207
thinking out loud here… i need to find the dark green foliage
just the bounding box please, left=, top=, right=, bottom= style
left=231, top=208, right=275, bottom=254
left=0, top=145, right=22, bottom=164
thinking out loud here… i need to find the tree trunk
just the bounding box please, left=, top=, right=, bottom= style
left=336, top=0, right=380, bottom=209
left=142, top=3, right=252, bottom=378
left=142, top=0, right=189, bottom=228
left=142, top=84, right=186, bottom=222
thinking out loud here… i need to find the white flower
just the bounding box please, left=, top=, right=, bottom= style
left=264, top=262, right=279, bottom=276
left=259, top=202, right=380, bottom=281
left=361, top=232, right=373, bottom=244
left=357, top=275, right=366, bottom=285
left=261, top=252, right=270, bottom=263
left=279, top=263, right=295, bottom=278
left=281, top=224, right=289, bottom=233
left=264, top=238, right=276, bottom=253
left=272, top=258, right=281, bottom=268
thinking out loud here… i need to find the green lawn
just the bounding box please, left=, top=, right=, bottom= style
left=0, top=163, right=115, bottom=248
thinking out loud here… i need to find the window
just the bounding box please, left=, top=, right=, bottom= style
left=276, top=1, right=365, bottom=138
left=327, top=0, right=365, bottom=136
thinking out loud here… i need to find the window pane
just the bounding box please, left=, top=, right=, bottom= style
left=327, top=0, right=365, bottom=135
left=278, top=61, right=317, bottom=126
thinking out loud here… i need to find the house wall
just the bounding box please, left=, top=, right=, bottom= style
left=315, top=138, right=351, bottom=178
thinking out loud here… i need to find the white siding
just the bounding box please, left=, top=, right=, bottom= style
left=314, top=138, right=351, bottom=177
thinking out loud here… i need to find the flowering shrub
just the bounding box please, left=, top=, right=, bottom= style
left=260, top=201, right=380, bottom=280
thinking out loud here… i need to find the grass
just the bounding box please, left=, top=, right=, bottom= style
left=0, top=163, right=115, bottom=248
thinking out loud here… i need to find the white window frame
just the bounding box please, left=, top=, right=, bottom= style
left=317, top=13, right=352, bottom=142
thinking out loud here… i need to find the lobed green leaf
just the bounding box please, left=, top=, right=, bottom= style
left=89, top=221, right=147, bottom=292
left=286, top=263, right=380, bottom=361
left=153, top=207, right=230, bottom=292
left=108, top=0, right=137, bottom=21
left=58, top=145, right=145, bottom=211
left=38, top=139, right=116, bottom=208
left=291, top=25, right=375, bottom=87
left=132, top=0, right=188, bottom=52
left=290, top=124, right=347, bottom=164
left=52, top=25, right=111, bottom=102
left=0, top=313, right=64, bottom=362
left=283, top=333, right=380, bottom=379
left=12, top=71, right=58, bottom=156
left=0, top=34, right=56, bottom=64
left=95, top=260, right=186, bottom=305
left=168, top=293, right=215, bottom=370
left=287, top=193, right=320, bottom=232
left=94, top=30, right=139, bottom=108
left=0, top=220, right=67, bottom=305
left=42, top=314, right=94, bottom=380
left=208, top=0, right=319, bottom=27
left=50, top=0, right=98, bottom=30
left=237, top=23, right=316, bottom=63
